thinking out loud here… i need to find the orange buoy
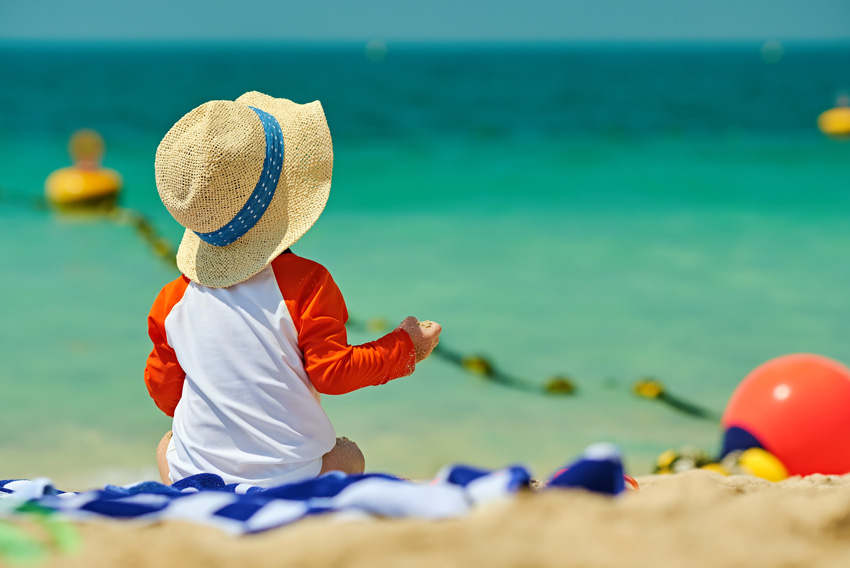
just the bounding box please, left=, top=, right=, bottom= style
left=722, top=354, right=850, bottom=476
left=45, top=129, right=122, bottom=210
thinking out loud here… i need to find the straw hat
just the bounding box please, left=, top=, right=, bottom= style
left=155, top=91, right=333, bottom=287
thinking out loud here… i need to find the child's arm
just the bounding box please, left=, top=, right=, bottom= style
left=144, top=276, right=189, bottom=416
left=273, top=256, right=439, bottom=395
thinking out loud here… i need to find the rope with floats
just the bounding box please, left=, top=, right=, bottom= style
left=0, top=184, right=178, bottom=271
left=4, top=181, right=575, bottom=398
left=346, top=317, right=720, bottom=420
left=433, top=344, right=579, bottom=396
left=1, top=184, right=721, bottom=421
left=345, top=316, right=578, bottom=396
left=107, top=207, right=177, bottom=270
left=632, top=378, right=721, bottom=421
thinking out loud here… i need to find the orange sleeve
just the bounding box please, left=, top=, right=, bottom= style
left=272, top=254, right=416, bottom=395
left=144, top=275, right=190, bottom=417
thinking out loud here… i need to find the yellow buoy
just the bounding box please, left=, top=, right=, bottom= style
left=654, top=449, right=678, bottom=474
left=544, top=376, right=576, bottom=395
left=45, top=129, right=122, bottom=211
left=461, top=356, right=494, bottom=377
left=818, top=95, right=850, bottom=138
left=633, top=378, right=664, bottom=399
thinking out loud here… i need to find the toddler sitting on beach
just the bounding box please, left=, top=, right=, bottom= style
left=144, top=91, right=441, bottom=487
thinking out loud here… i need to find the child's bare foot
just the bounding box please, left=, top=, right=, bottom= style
left=320, top=437, right=365, bottom=475
left=156, top=431, right=173, bottom=484
left=397, top=316, right=441, bottom=362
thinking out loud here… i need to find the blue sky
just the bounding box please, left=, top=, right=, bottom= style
left=1, top=0, right=849, bottom=41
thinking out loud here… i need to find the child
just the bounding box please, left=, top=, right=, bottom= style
left=144, top=91, right=441, bottom=487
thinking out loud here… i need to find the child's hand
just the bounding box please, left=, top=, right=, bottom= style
left=397, top=316, right=442, bottom=363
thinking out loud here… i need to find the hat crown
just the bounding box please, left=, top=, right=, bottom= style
left=155, top=100, right=266, bottom=233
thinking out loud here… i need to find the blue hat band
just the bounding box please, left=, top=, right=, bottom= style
left=194, top=106, right=284, bottom=247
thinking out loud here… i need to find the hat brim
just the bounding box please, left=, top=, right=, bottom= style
left=175, top=92, right=333, bottom=288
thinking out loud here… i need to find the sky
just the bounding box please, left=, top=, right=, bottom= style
left=1, top=0, right=849, bottom=42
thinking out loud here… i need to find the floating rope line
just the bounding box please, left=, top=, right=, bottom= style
left=107, top=207, right=178, bottom=270
left=0, top=185, right=177, bottom=270
left=653, top=446, right=717, bottom=474
left=340, top=321, right=720, bottom=419
left=345, top=317, right=577, bottom=397
left=3, top=185, right=720, bottom=418
left=4, top=185, right=570, bottom=395
left=343, top=322, right=719, bottom=419
left=432, top=344, right=578, bottom=396
left=632, top=377, right=720, bottom=421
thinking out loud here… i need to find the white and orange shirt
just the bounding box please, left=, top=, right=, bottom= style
left=144, top=251, right=416, bottom=487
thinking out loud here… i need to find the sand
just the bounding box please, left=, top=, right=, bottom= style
left=10, top=470, right=850, bottom=568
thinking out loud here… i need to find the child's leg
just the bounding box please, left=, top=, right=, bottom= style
left=156, top=431, right=173, bottom=484
left=319, top=436, right=365, bottom=476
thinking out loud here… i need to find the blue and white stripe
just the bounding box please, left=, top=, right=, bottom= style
left=0, top=444, right=626, bottom=535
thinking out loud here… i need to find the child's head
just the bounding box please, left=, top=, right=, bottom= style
left=155, top=91, right=333, bottom=287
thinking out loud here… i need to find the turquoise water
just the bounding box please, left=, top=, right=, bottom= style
left=1, top=42, right=849, bottom=487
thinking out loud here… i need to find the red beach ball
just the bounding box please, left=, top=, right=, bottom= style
left=721, top=353, right=850, bottom=476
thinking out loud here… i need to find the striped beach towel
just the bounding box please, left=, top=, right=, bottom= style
left=0, top=443, right=627, bottom=535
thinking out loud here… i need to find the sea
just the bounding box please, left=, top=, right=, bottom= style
left=1, top=41, right=848, bottom=488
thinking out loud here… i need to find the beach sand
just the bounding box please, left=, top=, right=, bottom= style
left=11, top=469, right=850, bottom=568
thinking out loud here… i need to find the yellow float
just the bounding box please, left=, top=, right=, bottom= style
left=736, top=448, right=788, bottom=482
left=45, top=129, right=122, bottom=211
left=817, top=95, right=850, bottom=138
